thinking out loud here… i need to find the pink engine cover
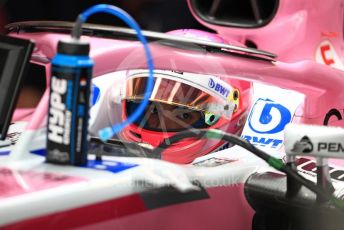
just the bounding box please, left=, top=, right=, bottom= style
left=188, top=0, right=344, bottom=67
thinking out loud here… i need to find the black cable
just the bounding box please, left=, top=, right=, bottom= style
left=152, top=129, right=344, bottom=210
left=71, top=14, right=83, bottom=39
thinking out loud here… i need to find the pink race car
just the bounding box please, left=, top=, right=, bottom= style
left=0, top=0, right=344, bottom=229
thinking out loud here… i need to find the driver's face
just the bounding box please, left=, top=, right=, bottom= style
left=142, top=102, right=202, bottom=131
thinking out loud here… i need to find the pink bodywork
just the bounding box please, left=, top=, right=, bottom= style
left=6, top=29, right=344, bottom=229
left=188, top=0, right=344, bottom=65
left=11, top=31, right=344, bottom=131
left=11, top=1, right=344, bottom=131
left=5, top=1, right=344, bottom=228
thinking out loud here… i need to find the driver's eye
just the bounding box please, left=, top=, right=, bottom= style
left=178, top=112, right=192, bottom=120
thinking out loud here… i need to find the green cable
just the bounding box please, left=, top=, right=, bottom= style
left=267, top=157, right=284, bottom=170
left=205, top=129, right=224, bottom=140
left=153, top=129, right=344, bottom=211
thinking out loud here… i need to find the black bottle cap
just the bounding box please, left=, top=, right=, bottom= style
left=57, top=40, right=90, bottom=56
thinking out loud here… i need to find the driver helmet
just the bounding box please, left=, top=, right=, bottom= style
left=117, top=69, right=252, bottom=164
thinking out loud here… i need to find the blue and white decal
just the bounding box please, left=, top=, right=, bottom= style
left=242, top=98, right=292, bottom=149
left=241, top=135, right=283, bottom=148
left=248, top=98, right=292, bottom=134
left=31, top=148, right=138, bottom=174
left=240, top=84, right=304, bottom=153
left=87, top=160, right=138, bottom=173
left=89, top=71, right=126, bottom=129
left=208, top=78, right=230, bottom=98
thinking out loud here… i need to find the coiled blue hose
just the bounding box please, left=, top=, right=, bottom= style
left=73, top=4, right=154, bottom=141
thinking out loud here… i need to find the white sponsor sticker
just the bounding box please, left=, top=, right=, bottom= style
left=241, top=83, right=304, bottom=154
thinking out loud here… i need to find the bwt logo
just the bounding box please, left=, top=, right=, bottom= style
left=208, top=78, right=230, bottom=97
left=241, top=136, right=282, bottom=148
left=248, top=98, right=292, bottom=134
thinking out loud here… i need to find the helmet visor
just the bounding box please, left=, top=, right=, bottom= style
left=125, top=75, right=237, bottom=118
left=126, top=100, right=212, bottom=132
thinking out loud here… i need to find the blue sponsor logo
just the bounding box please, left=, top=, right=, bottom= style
left=248, top=98, right=292, bottom=134
left=91, top=84, right=100, bottom=107
left=30, top=149, right=138, bottom=173
left=208, top=78, right=230, bottom=97
left=0, top=151, right=10, bottom=156
left=241, top=135, right=283, bottom=148
left=87, top=160, right=138, bottom=173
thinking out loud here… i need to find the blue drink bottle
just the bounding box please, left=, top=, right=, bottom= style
left=47, top=40, right=93, bottom=166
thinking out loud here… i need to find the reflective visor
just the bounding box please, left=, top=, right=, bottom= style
left=125, top=74, right=237, bottom=118
left=126, top=101, right=211, bottom=132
